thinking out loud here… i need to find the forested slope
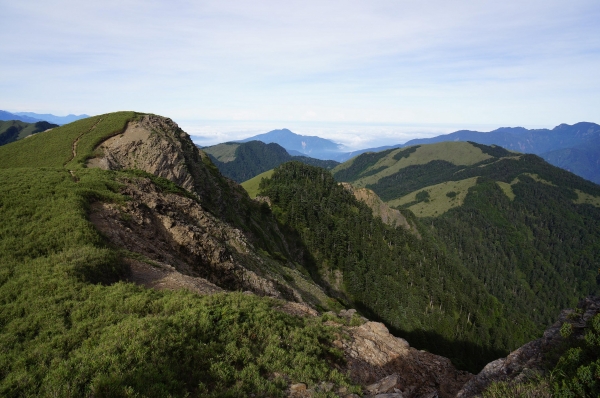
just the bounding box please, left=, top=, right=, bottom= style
left=332, top=141, right=600, bottom=365
left=259, top=162, right=526, bottom=371
left=204, top=140, right=338, bottom=182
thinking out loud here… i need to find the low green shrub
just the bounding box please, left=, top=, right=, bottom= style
left=0, top=167, right=356, bottom=397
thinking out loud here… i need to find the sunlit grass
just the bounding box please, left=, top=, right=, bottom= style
left=241, top=169, right=275, bottom=198
left=388, top=177, right=478, bottom=217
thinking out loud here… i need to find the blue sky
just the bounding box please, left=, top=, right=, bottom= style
left=2, top=0, right=599, bottom=149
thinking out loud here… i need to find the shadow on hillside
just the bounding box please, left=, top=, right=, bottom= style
left=395, top=328, right=507, bottom=374
left=353, top=302, right=508, bottom=374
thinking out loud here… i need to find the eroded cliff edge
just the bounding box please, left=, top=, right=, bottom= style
left=87, top=114, right=332, bottom=307
left=457, top=296, right=600, bottom=397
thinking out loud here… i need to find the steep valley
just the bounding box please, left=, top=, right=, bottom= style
left=0, top=112, right=599, bottom=397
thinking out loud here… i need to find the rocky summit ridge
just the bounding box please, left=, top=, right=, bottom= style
left=84, top=114, right=479, bottom=396
left=86, top=114, right=600, bottom=397
left=3, top=111, right=597, bottom=397
left=86, top=114, right=330, bottom=304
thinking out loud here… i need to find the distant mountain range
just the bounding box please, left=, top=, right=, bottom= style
left=202, top=140, right=339, bottom=182
left=0, top=120, right=59, bottom=146
left=237, top=122, right=600, bottom=184
left=399, top=122, right=600, bottom=184
left=0, top=110, right=89, bottom=125
left=239, top=128, right=345, bottom=160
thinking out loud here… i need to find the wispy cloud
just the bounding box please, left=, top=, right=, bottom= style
left=1, top=0, right=599, bottom=146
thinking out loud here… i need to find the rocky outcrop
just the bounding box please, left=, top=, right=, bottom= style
left=90, top=176, right=331, bottom=305
left=283, top=318, right=471, bottom=398
left=340, top=182, right=417, bottom=234
left=341, top=322, right=472, bottom=398
left=87, top=114, right=248, bottom=223
left=457, top=296, right=600, bottom=397
left=85, top=114, right=338, bottom=307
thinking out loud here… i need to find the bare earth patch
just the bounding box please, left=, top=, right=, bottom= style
left=124, top=258, right=223, bottom=295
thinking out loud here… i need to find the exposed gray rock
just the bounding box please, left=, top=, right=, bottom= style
left=86, top=114, right=336, bottom=307
left=457, top=296, right=600, bottom=397
left=339, top=308, right=357, bottom=319
left=339, top=182, right=417, bottom=233
left=366, top=373, right=399, bottom=394
left=341, top=322, right=472, bottom=398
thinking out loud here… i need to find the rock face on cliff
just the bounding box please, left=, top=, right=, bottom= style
left=87, top=114, right=333, bottom=308
left=342, top=322, right=472, bottom=398
left=88, top=114, right=240, bottom=220
left=340, top=182, right=414, bottom=231
left=457, top=296, right=600, bottom=397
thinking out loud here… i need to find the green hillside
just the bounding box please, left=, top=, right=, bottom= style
left=203, top=142, right=240, bottom=162
left=0, top=114, right=356, bottom=396
left=259, top=162, right=530, bottom=371
left=0, top=112, right=136, bottom=169
left=241, top=169, right=275, bottom=198
left=333, top=142, right=497, bottom=188
left=204, top=140, right=338, bottom=182
left=0, top=120, right=58, bottom=146
left=332, top=141, right=600, bottom=358
left=387, top=177, right=479, bottom=217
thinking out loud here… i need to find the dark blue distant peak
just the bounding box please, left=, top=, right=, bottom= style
left=553, top=122, right=599, bottom=131
left=0, top=110, right=43, bottom=123
left=491, top=127, right=530, bottom=134
left=12, top=112, right=90, bottom=125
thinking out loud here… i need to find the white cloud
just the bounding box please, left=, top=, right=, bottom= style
left=1, top=0, right=599, bottom=147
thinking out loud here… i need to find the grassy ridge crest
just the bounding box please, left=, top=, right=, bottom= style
left=0, top=112, right=137, bottom=169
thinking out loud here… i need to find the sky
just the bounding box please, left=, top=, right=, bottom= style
left=2, top=0, right=599, bottom=149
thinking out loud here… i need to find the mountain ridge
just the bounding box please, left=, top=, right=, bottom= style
left=203, top=140, right=338, bottom=182
left=0, top=110, right=90, bottom=125
left=0, top=110, right=43, bottom=123
left=0, top=112, right=598, bottom=396
left=399, top=122, right=600, bottom=184
left=14, top=111, right=90, bottom=125
left=233, top=123, right=600, bottom=183
left=239, top=128, right=345, bottom=160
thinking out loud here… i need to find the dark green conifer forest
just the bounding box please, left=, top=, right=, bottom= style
left=260, top=162, right=523, bottom=371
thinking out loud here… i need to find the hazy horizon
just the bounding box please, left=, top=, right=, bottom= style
left=2, top=1, right=598, bottom=146
left=177, top=119, right=558, bottom=151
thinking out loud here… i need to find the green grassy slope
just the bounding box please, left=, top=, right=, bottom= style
left=202, top=142, right=240, bottom=162
left=333, top=142, right=495, bottom=188
left=241, top=169, right=275, bottom=198
left=0, top=114, right=356, bottom=396
left=387, top=177, right=479, bottom=217
left=0, top=112, right=136, bottom=169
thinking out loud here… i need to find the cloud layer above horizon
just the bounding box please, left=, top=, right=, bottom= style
left=2, top=0, right=599, bottom=146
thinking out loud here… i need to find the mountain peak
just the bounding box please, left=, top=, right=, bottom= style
left=239, top=128, right=344, bottom=160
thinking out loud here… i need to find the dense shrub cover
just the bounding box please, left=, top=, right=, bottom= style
left=0, top=167, right=354, bottom=397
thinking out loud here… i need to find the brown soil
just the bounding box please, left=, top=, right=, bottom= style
left=123, top=258, right=223, bottom=295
